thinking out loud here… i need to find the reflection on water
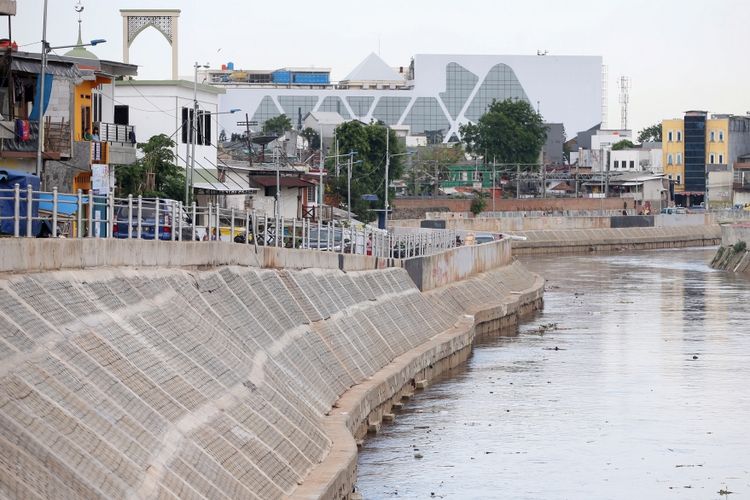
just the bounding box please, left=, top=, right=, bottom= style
left=356, top=248, right=750, bottom=499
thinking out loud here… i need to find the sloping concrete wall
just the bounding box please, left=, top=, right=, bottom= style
left=0, top=239, right=541, bottom=499
left=401, top=239, right=512, bottom=291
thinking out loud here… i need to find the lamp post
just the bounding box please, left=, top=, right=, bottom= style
left=186, top=62, right=209, bottom=204
left=35, top=0, right=106, bottom=180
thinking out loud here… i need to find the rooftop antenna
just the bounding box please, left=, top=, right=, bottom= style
left=536, top=49, right=548, bottom=56
left=619, top=75, right=630, bottom=130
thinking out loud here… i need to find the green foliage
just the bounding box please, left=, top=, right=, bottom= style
left=411, top=145, right=465, bottom=195
left=733, top=240, right=747, bottom=253
left=612, top=139, right=636, bottom=150
left=637, top=123, right=662, bottom=143
left=459, top=99, right=547, bottom=164
left=470, top=192, right=486, bottom=215
left=116, top=134, right=185, bottom=202
left=262, top=114, right=292, bottom=136
left=329, top=121, right=404, bottom=222
left=301, top=127, right=320, bottom=150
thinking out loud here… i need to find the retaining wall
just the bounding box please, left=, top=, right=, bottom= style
left=401, top=239, right=512, bottom=291
left=719, top=223, right=750, bottom=246
left=391, top=213, right=712, bottom=233
left=509, top=225, right=721, bottom=255
left=0, top=239, right=399, bottom=275
left=0, top=239, right=542, bottom=499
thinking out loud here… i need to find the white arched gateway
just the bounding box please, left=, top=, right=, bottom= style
left=120, top=9, right=180, bottom=80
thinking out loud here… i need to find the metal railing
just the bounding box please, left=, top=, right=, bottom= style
left=94, top=122, right=136, bottom=144
left=0, top=185, right=459, bottom=259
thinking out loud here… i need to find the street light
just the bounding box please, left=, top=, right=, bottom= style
left=35, top=0, right=107, bottom=179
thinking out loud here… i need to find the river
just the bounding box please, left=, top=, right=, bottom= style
left=356, top=248, right=750, bottom=499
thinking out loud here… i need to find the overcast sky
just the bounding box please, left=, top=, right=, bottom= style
left=13, top=0, right=750, bottom=135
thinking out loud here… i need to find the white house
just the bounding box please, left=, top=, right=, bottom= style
left=112, top=80, right=225, bottom=176
left=609, top=143, right=663, bottom=174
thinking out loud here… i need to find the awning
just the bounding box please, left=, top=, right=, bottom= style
left=193, top=182, right=259, bottom=195
left=250, top=176, right=314, bottom=188
left=11, top=56, right=81, bottom=78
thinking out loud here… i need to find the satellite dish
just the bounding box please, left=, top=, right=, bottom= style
left=75, top=1, right=84, bottom=13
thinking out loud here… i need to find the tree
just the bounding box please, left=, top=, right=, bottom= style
left=116, top=134, right=185, bottom=202
left=219, top=129, right=227, bottom=143
left=470, top=192, right=486, bottom=216
left=612, top=139, right=636, bottom=150
left=329, top=121, right=404, bottom=222
left=301, top=127, right=320, bottom=150
left=637, top=123, right=662, bottom=143
left=412, top=144, right=464, bottom=195
left=459, top=99, right=547, bottom=164
left=262, top=114, right=292, bottom=136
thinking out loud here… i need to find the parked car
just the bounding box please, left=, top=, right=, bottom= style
left=113, top=198, right=198, bottom=240
left=474, top=232, right=497, bottom=245
left=302, top=227, right=351, bottom=252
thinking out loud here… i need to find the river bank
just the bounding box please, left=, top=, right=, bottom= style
left=0, top=239, right=542, bottom=499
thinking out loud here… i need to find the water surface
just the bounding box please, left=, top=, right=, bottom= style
left=356, top=248, right=749, bottom=499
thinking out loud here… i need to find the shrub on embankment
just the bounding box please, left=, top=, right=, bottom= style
left=0, top=261, right=538, bottom=499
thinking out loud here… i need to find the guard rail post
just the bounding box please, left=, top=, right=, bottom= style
left=136, top=195, right=142, bottom=239
left=207, top=203, right=213, bottom=240
left=13, top=183, right=20, bottom=237
left=127, top=195, right=133, bottom=239
left=191, top=202, right=197, bottom=241
left=177, top=201, right=183, bottom=240
left=171, top=200, right=176, bottom=241
left=51, top=187, right=58, bottom=238
left=87, top=190, right=94, bottom=238
left=230, top=207, right=235, bottom=242
left=107, top=192, right=114, bottom=238
left=154, top=197, right=160, bottom=242
left=26, top=184, right=33, bottom=238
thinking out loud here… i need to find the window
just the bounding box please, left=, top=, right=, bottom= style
left=114, top=105, right=129, bottom=126
left=668, top=131, right=673, bottom=142
left=668, top=174, right=673, bottom=180
left=710, top=153, right=715, bottom=164
left=264, top=186, right=279, bottom=198
left=667, top=154, right=673, bottom=165
left=677, top=175, right=682, bottom=184
left=719, top=154, right=724, bottom=164
left=181, top=108, right=211, bottom=145
left=719, top=130, right=724, bottom=142
left=677, top=130, right=682, bottom=142
left=614, top=160, right=619, bottom=169
left=710, top=130, right=715, bottom=142
left=629, top=160, right=635, bottom=169
left=676, top=153, right=682, bottom=165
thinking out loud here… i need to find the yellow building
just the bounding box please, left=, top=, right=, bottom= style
left=662, top=119, right=685, bottom=190
left=662, top=112, right=750, bottom=208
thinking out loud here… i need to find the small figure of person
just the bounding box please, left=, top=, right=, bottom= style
left=202, top=226, right=210, bottom=241
left=83, top=127, right=93, bottom=141
left=91, top=127, right=100, bottom=142
left=211, top=227, right=218, bottom=241
left=366, top=234, right=373, bottom=256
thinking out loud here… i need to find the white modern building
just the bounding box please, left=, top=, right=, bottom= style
left=609, top=143, right=663, bottom=174
left=216, top=53, right=603, bottom=144
left=112, top=80, right=225, bottom=173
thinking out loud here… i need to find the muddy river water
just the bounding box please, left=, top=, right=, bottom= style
left=356, top=248, right=750, bottom=499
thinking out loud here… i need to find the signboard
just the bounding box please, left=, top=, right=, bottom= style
left=91, top=164, right=110, bottom=195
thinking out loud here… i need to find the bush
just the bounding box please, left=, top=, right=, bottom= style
left=470, top=193, right=486, bottom=216
left=733, top=240, right=747, bottom=253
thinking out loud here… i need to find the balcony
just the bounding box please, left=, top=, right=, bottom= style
left=0, top=118, right=71, bottom=160
left=93, top=122, right=137, bottom=165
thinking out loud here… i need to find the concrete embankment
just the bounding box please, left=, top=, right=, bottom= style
left=710, top=223, right=750, bottom=274
left=0, top=239, right=542, bottom=499
left=508, top=225, right=721, bottom=255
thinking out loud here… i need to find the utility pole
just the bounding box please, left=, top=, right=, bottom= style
left=347, top=151, right=353, bottom=229
left=319, top=125, right=324, bottom=206
left=492, top=156, right=496, bottom=212
left=244, top=112, right=252, bottom=167
left=516, top=163, right=521, bottom=199
left=384, top=127, right=390, bottom=229
left=541, top=163, right=546, bottom=198
left=35, top=0, right=49, bottom=179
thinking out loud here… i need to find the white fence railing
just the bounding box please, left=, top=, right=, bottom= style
left=0, top=185, right=458, bottom=259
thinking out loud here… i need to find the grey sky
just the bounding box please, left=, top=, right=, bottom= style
left=13, top=0, right=750, bottom=136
